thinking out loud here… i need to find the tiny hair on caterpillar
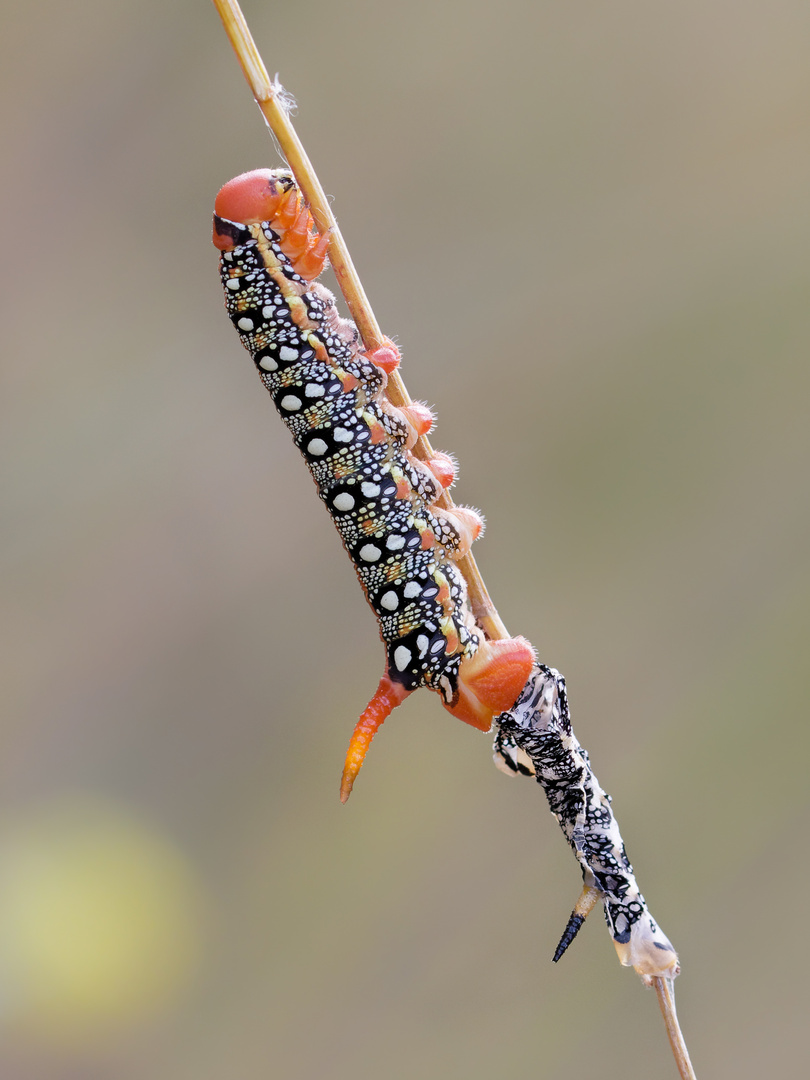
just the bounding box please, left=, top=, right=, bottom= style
left=213, top=169, right=535, bottom=802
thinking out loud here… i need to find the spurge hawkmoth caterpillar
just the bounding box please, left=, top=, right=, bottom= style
left=212, top=169, right=535, bottom=801
left=213, top=169, right=680, bottom=981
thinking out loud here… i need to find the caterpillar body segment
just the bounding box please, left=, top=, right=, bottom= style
left=214, top=170, right=534, bottom=799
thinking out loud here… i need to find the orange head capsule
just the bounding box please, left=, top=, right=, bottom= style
left=213, top=170, right=329, bottom=279
left=215, top=168, right=289, bottom=222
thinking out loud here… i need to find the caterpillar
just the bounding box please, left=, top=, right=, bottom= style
left=213, top=167, right=681, bottom=981
left=212, top=169, right=535, bottom=801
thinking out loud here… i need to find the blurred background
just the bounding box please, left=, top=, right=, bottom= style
left=1, top=1, right=808, bottom=1076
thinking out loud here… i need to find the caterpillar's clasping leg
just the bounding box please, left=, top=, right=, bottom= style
left=444, top=636, right=536, bottom=731
left=363, top=337, right=401, bottom=375
left=552, top=882, right=603, bottom=962
left=340, top=675, right=410, bottom=803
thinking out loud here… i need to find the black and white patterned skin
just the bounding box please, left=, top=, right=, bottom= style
left=216, top=215, right=481, bottom=702
left=494, top=665, right=679, bottom=980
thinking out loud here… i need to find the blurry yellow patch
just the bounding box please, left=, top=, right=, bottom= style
left=0, top=796, right=205, bottom=1046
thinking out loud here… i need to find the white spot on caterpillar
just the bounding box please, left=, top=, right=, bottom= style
left=223, top=251, right=233, bottom=262
left=258, top=355, right=278, bottom=372
left=380, top=591, right=399, bottom=611
left=394, top=646, right=412, bottom=672
left=237, top=317, right=254, bottom=331
left=361, top=482, right=381, bottom=498
left=226, top=278, right=240, bottom=291
left=279, top=346, right=299, bottom=362
left=386, top=535, right=406, bottom=551
left=417, top=635, right=430, bottom=657
left=305, top=383, right=325, bottom=398
left=334, top=427, right=353, bottom=443
left=333, top=492, right=355, bottom=512
left=280, top=395, right=302, bottom=412
left=359, top=544, right=382, bottom=562
left=307, top=438, right=328, bottom=456
left=431, top=638, right=446, bottom=654
left=262, top=305, right=276, bottom=318
left=403, top=582, right=421, bottom=598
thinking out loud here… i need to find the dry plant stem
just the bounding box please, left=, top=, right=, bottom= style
left=212, top=0, right=507, bottom=642
left=211, top=3, right=695, bottom=1074
left=654, top=977, right=697, bottom=1080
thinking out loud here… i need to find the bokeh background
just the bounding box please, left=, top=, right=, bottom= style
left=2, top=1, right=809, bottom=1076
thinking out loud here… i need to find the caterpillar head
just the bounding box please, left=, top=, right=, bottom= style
left=213, top=169, right=294, bottom=248
left=213, top=169, right=330, bottom=279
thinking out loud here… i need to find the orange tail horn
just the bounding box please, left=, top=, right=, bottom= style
left=340, top=675, right=410, bottom=802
